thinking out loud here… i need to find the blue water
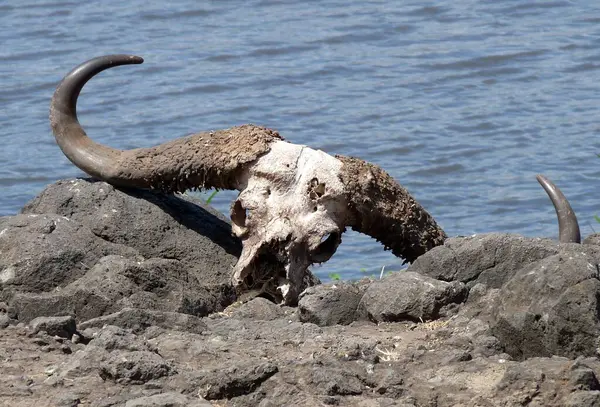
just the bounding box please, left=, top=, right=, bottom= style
left=2, top=0, right=600, bottom=280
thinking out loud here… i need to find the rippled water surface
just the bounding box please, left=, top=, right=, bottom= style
left=2, top=0, right=600, bottom=280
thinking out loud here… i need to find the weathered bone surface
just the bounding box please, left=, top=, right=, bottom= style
left=50, top=54, right=447, bottom=304
left=232, top=141, right=349, bottom=302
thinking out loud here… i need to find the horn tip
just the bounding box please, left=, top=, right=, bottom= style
left=130, top=55, right=144, bottom=64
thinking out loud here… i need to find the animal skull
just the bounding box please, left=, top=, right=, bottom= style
left=231, top=140, right=349, bottom=302
left=49, top=54, right=449, bottom=304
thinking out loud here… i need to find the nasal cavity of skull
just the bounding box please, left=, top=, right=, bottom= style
left=231, top=199, right=247, bottom=227
left=311, top=231, right=340, bottom=263
left=308, top=178, right=326, bottom=203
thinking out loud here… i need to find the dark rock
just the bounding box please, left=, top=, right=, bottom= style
left=570, top=366, right=600, bottom=391
left=91, top=325, right=152, bottom=352
left=9, top=255, right=236, bottom=323
left=357, top=272, right=467, bottom=322
left=409, top=233, right=564, bottom=287
left=125, top=392, right=212, bottom=407
left=29, top=315, right=77, bottom=338
left=1, top=179, right=243, bottom=323
left=583, top=233, right=600, bottom=246
left=21, top=179, right=240, bottom=282
left=226, top=297, right=290, bottom=321
left=373, top=369, right=404, bottom=398
left=56, top=326, right=155, bottom=379
left=310, top=366, right=364, bottom=396
left=79, top=307, right=207, bottom=334
left=0, top=313, right=9, bottom=328
left=491, top=357, right=600, bottom=405
left=298, top=280, right=368, bottom=326
left=197, top=361, right=278, bottom=400
left=99, top=350, right=176, bottom=384
left=492, top=251, right=600, bottom=359
left=564, top=391, right=600, bottom=407
left=472, top=335, right=503, bottom=357
left=54, top=393, right=82, bottom=407
left=0, top=213, right=138, bottom=295
left=90, top=395, right=133, bottom=407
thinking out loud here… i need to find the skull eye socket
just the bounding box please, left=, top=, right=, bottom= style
left=308, top=178, right=326, bottom=200
left=311, top=231, right=340, bottom=263
left=231, top=199, right=247, bottom=227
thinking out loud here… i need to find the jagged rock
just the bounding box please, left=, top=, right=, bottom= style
left=492, top=251, right=600, bottom=359
left=99, top=350, right=176, bottom=384
left=54, top=393, right=82, bottom=407
left=584, top=233, right=600, bottom=246
left=8, top=255, right=235, bottom=322
left=309, top=366, right=365, bottom=396
left=564, top=391, right=600, bottom=407
left=409, top=233, right=565, bottom=288
left=225, top=297, right=292, bottom=321
left=0, top=213, right=138, bottom=296
left=0, top=313, right=10, bottom=328
left=357, top=272, right=468, bottom=322
left=78, top=308, right=208, bottom=334
left=90, top=325, right=153, bottom=352
left=197, top=361, right=278, bottom=400
left=21, top=179, right=241, bottom=281
left=29, top=315, right=77, bottom=338
left=491, top=357, right=600, bottom=405
left=125, top=392, right=212, bottom=407
left=297, top=280, right=369, bottom=326
left=1, top=179, right=242, bottom=322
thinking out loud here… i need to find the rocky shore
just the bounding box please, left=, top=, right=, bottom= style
left=2, top=179, right=600, bottom=406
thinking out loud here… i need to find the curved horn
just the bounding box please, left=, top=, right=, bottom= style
left=536, top=174, right=581, bottom=243
left=50, top=55, right=281, bottom=193
left=336, top=155, right=447, bottom=263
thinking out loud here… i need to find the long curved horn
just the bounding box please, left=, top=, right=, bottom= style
left=536, top=174, right=581, bottom=243
left=337, top=155, right=447, bottom=263
left=50, top=55, right=281, bottom=193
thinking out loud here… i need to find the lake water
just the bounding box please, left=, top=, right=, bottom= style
left=2, top=0, right=600, bottom=281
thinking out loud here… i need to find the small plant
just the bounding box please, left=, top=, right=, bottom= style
left=205, top=190, right=219, bottom=204
left=328, top=272, right=342, bottom=281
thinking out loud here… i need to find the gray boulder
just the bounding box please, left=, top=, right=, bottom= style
left=29, top=315, right=77, bottom=338
left=8, top=255, right=235, bottom=322
left=99, top=350, right=176, bottom=384
left=492, top=357, right=600, bottom=405
left=408, top=233, right=564, bottom=288
left=125, top=393, right=212, bottom=407
left=297, top=280, right=369, bottom=326
left=1, top=179, right=241, bottom=322
left=225, top=297, right=291, bottom=321
left=492, top=251, right=600, bottom=359
left=357, top=272, right=468, bottom=323
left=78, top=307, right=208, bottom=335
left=584, top=233, right=600, bottom=246
left=21, top=179, right=241, bottom=285
left=0, top=213, right=138, bottom=295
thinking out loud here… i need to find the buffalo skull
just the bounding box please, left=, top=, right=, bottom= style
left=49, top=55, right=446, bottom=304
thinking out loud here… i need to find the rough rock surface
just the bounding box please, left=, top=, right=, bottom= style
left=492, top=251, right=600, bottom=359
left=408, top=232, right=600, bottom=288
left=357, top=271, right=468, bottom=323
left=1, top=179, right=240, bottom=322
left=4, top=182, right=600, bottom=406
left=298, top=280, right=369, bottom=326
left=21, top=178, right=241, bottom=283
